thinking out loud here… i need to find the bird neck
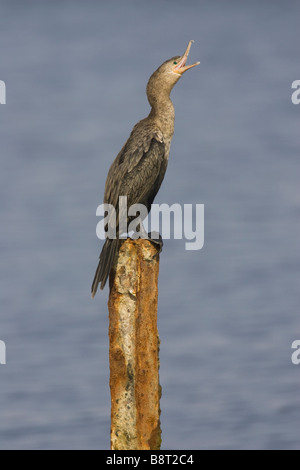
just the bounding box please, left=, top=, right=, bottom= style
left=148, top=96, right=175, bottom=139
left=146, top=72, right=177, bottom=139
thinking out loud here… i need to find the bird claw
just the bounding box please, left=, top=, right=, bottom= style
left=148, top=232, right=163, bottom=258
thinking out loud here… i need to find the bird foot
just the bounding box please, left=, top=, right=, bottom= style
left=148, top=231, right=163, bottom=258
left=131, top=227, right=163, bottom=257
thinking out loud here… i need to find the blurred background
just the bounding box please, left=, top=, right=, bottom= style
left=0, top=0, right=299, bottom=450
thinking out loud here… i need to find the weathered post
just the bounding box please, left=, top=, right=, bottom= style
left=108, top=238, right=161, bottom=450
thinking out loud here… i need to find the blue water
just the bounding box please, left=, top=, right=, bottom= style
left=0, top=0, right=299, bottom=450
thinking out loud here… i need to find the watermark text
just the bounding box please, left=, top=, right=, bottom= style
left=291, top=340, right=300, bottom=365
left=0, top=340, right=6, bottom=365
left=0, top=80, right=6, bottom=104
left=96, top=197, right=204, bottom=251
left=291, top=80, right=300, bottom=105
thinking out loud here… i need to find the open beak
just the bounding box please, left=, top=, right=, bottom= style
left=173, top=40, right=200, bottom=74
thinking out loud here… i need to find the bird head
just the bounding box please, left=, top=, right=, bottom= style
left=147, top=40, right=200, bottom=106
left=163, top=40, right=200, bottom=77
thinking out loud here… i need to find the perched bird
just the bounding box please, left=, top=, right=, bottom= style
left=91, top=40, right=200, bottom=297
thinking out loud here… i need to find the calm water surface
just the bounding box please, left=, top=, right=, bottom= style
left=0, top=0, right=299, bottom=449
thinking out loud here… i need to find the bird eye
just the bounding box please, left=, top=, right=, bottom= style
left=173, top=61, right=177, bottom=65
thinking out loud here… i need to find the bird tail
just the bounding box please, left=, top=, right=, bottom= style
left=91, top=238, right=119, bottom=297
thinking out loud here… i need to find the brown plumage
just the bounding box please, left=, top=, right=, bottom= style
left=91, top=41, right=200, bottom=297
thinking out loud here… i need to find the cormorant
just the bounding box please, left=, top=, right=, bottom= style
left=91, top=40, right=199, bottom=297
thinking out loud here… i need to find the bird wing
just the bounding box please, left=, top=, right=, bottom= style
left=104, top=128, right=166, bottom=233
left=121, top=136, right=166, bottom=208
left=104, top=126, right=165, bottom=208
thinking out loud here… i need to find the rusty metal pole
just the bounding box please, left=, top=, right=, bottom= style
left=108, top=238, right=161, bottom=450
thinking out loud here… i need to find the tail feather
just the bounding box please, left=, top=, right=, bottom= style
left=91, top=238, right=118, bottom=297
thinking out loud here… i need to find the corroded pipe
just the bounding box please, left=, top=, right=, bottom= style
left=108, top=238, right=161, bottom=450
